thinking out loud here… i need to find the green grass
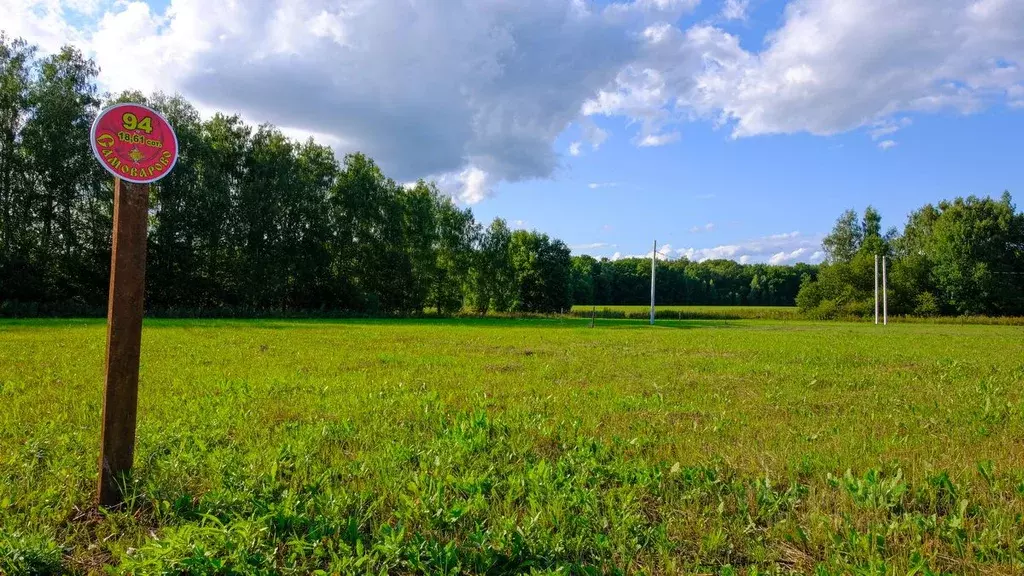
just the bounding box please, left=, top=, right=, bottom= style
left=570, top=305, right=800, bottom=321
left=2, top=317, right=1024, bottom=575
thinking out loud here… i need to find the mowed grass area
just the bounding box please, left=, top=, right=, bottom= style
left=2, top=318, right=1023, bottom=575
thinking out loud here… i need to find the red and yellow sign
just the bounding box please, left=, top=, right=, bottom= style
left=91, top=103, right=178, bottom=183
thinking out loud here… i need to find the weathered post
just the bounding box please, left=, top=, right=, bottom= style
left=90, top=103, right=178, bottom=507
left=98, top=178, right=149, bottom=507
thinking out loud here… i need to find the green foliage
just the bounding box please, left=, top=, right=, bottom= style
left=0, top=531, right=63, bottom=575
left=509, top=230, right=572, bottom=312
left=914, top=292, right=941, bottom=317
left=903, top=194, right=1024, bottom=315
left=570, top=304, right=800, bottom=320
left=822, top=209, right=863, bottom=263
left=800, top=198, right=1024, bottom=318
left=575, top=256, right=817, bottom=307
left=0, top=38, right=582, bottom=317
left=3, top=318, right=1024, bottom=573
left=796, top=274, right=823, bottom=312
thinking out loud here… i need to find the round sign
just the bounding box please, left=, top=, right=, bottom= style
left=90, top=103, right=178, bottom=184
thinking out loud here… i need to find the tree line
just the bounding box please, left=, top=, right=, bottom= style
left=0, top=38, right=577, bottom=316
left=10, top=36, right=1016, bottom=319
left=797, top=196, right=1024, bottom=317
left=0, top=36, right=823, bottom=317
left=569, top=257, right=815, bottom=307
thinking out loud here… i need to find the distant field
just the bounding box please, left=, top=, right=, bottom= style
left=2, top=317, right=1024, bottom=574
left=570, top=304, right=800, bottom=320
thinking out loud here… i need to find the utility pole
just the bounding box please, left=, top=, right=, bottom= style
left=650, top=240, right=657, bottom=326
left=882, top=255, right=888, bottom=325
left=874, top=254, right=879, bottom=325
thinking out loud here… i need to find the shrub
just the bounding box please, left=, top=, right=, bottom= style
left=795, top=277, right=823, bottom=312
left=807, top=299, right=840, bottom=320
left=914, top=292, right=941, bottom=317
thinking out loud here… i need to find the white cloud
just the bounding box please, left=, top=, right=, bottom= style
left=588, top=182, right=619, bottom=189
left=878, top=140, right=897, bottom=150
left=512, top=219, right=529, bottom=230
left=434, top=165, right=493, bottom=204
left=13, top=0, right=683, bottom=204
left=658, top=243, right=673, bottom=260
left=586, top=0, right=1024, bottom=145
left=0, top=0, right=91, bottom=54
left=721, top=0, right=749, bottom=20
left=768, top=247, right=807, bottom=264
left=1008, top=84, right=1024, bottom=107
left=677, top=231, right=823, bottom=263
left=689, top=222, right=715, bottom=233
left=638, top=131, right=681, bottom=146
left=569, top=141, right=583, bottom=156
left=571, top=242, right=617, bottom=252
left=869, top=118, right=912, bottom=140
left=9, top=0, right=1024, bottom=201
left=615, top=242, right=674, bottom=260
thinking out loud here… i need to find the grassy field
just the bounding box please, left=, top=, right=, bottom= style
left=2, top=317, right=1023, bottom=575
left=569, top=306, right=800, bottom=321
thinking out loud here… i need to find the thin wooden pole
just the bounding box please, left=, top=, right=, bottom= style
left=874, top=255, right=879, bottom=325
left=97, top=178, right=149, bottom=508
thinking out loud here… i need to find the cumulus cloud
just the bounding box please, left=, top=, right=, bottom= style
left=721, top=0, right=749, bottom=21
left=1, top=0, right=91, bottom=53
left=8, top=0, right=1024, bottom=203
left=11, top=0, right=693, bottom=204
left=568, top=141, right=583, bottom=156
left=878, top=140, right=897, bottom=151
left=585, top=0, right=1024, bottom=144
left=689, top=222, right=715, bottom=233
left=1010, top=85, right=1024, bottom=107
left=588, top=182, right=619, bottom=189
left=677, top=231, right=824, bottom=263
left=768, top=248, right=808, bottom=264
left=615, top=242, right=674, bottom=260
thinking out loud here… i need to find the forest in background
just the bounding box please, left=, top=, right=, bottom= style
left=797, top=199, right=1024, bottom=318
left=0, top=38, right=816, bottom=317
left=2, top=37, right=1020, bottom=318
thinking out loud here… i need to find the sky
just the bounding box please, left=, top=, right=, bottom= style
left=4, top=0, right=1023, bottom=264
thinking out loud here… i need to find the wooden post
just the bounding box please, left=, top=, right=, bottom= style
left=97, top=178, right=149, bottom=508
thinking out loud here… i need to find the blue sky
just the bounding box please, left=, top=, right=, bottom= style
left=477, top=105, right=1024, bottom=262
left=5, top=0, right=1023, bottom=264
